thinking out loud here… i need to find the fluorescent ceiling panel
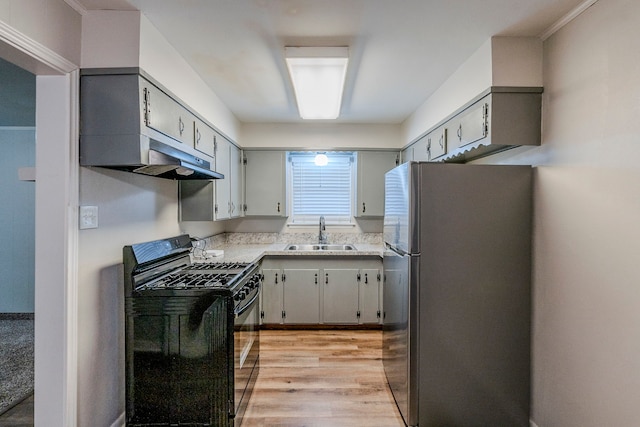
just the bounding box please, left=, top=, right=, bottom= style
left=285, top=47, right=348, bottom=120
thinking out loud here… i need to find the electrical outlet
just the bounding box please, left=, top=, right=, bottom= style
left=79, top=206, right=99, bottom=229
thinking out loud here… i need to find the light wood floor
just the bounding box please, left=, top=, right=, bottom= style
left=242, top=329, right=406, bottom=427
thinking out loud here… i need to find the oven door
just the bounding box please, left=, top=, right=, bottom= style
left=233, top=286, right=260, bottom=425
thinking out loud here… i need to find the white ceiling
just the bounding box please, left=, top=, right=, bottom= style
left=75, top=0, right=587, bottom=124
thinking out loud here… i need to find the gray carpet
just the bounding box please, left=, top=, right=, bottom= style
left=0, top=316, right=34, bottom=415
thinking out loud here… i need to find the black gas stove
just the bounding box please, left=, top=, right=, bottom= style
left=123, top=235, right=261, bottom=427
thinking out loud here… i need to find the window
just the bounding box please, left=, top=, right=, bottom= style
left=288, top=151, right=354, bottom=224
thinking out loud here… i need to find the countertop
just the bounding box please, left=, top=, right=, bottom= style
left=192, top=242, right=384, bottom=265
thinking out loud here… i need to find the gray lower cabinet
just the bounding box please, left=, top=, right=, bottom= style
left=260, top=257, right=382, bottom=325
left=323, top=268, right=359, bottom=324
left=359, top=268, right=381, bottom=324
left=261, top=267, right=320, bottom=324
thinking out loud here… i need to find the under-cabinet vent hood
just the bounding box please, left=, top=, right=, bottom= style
left=80, top=68, right=224, bottom=180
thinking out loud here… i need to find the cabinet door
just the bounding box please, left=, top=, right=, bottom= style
left=323, top=269, right=359, bottom=324
left=261, top=269, right=284, bottom=325
left=457, top=101, right=489, bottom=148
left=214, top=137, right=231, bottom=220
left=412, top=136, right=429, bottom=161
left=359, top=269, right=381, bottom=324
left=143, top=84, right=194, bottom=146
left=244, top=151, right=286, bottom=216
left=428, top=126, right=447, bottom=160
left=193, top=118, right=215, bottom=157
left=283, top=269, right=320, bottom=324
left=401, top=146, right=414, bottom=163
left=229, top=144, right=243, bottom=218
left=356, top=151, right=398, bottom=217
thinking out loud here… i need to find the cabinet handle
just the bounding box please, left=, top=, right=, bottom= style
left=365, top=273, right=368, bottom=284
left=457, top=124, right=462, bottom=141
left=179, top=116, right=185, bottom=136
left=314, top=273, right=318, bottom=285
left=274, top=273, right=278, bottom=284
left=325, top=273, right=329, bottom=285
left=426, top=138, right=431, bottom=158
left=277, top=202, right=280, bottom=213
left=362, top=202, right=366, bottom=213
left=196, top=127, right=201, bottom=145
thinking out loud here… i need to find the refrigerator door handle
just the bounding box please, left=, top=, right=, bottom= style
left=385, top=243, right=413, bottom=257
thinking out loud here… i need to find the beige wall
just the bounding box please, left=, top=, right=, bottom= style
left=475, top=0, right=640, bottom=425
left=77, top=11, right=235, bottom=426
left=240, top=122, right=402, bottom=149
left=0, top=0, right=81, bottom=68
left=401, top=36, right=543, bottom=146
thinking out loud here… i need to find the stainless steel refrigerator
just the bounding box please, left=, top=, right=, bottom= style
left=382, top=162, right=532, bottom=427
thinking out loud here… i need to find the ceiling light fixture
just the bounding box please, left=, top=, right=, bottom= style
left=285, top=46, right=349, bottom=120
left=314, top=153, right=329, bottom=166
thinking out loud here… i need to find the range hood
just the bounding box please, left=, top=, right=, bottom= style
left=80, top=68, right=224, bottom=180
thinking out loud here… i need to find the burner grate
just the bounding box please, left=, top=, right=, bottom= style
left=140, top=272, right=234, bottom=290
left=184, top=262, right=248, bottom=271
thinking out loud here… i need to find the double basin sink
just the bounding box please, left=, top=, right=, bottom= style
left=285, top=243, right=356, bottom=251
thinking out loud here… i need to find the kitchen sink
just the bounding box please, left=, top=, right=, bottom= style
left=285, top=244, right=357, bottom=251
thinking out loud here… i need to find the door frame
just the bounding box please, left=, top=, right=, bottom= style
left=0, top=21, right=79, bottom=426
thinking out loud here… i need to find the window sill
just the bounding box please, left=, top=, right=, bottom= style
left=286, top=222, right=356, bottom=229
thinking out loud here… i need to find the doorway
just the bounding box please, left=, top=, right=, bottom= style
left=0, top=57, right=35, bottom=419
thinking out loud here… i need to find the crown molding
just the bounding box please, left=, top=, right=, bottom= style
left=64, top=0, right=89, bottom=16
left=539, top=0, right=600, bottom=41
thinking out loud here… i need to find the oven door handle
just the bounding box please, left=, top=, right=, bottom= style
left=235, top=289, right=260, bottom=317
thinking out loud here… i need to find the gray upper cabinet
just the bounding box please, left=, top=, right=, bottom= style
left=214, top=136, right=231, bottom=220
left=356, top=151, right=398, bottom=217
left=229, top=144, right=243, bottom=218
left=402, top=87, right=542, bottom=163
left=244, top=150, right=286, bottom=217
left=142, top=83, right=194, bottom=147
left=451, top=99, right=488, bottom=149
left=179, top=134, right=242, bottom=221
left=215, top=136, right=243, bottom=220
left=427, top=126, right=447, bottom=160
left=412, top=136, right=429, bottom=161
left=193, top=117, right=216, bottom=157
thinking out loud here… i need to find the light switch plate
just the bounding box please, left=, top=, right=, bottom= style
left=79, top=205, right=98, bottom=229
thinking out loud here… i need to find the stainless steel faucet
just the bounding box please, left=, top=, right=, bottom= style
left=319, top=216, right=327, bottom=244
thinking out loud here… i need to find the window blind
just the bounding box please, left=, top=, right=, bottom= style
left=289, top=152, right=353, bottom=222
